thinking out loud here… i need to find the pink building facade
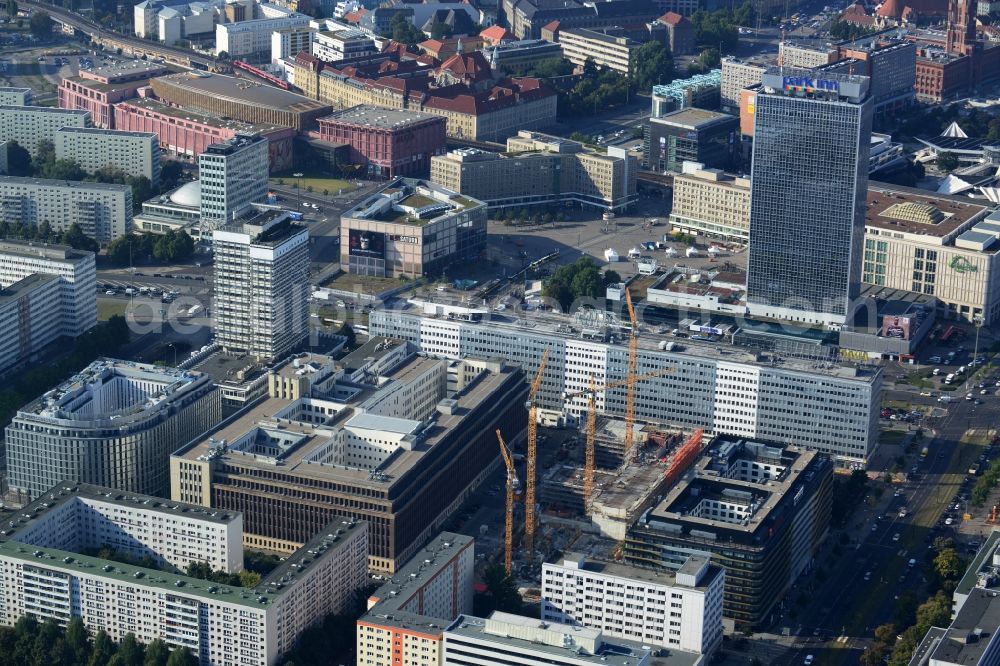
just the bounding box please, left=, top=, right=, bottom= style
left=58, top=79, right=145, bottom=128
left=317, top=108, right=447, bottom=178
left=114, top=100, right=295, bottom=171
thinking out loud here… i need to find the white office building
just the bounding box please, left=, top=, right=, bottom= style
left=54, top=127, right=162, bottom=184
left=271, top=25, right=313, bottom=63
left=213, top=209, right=310, bottom=361
left=0, top=176, right=132, bottom=245
left=198, top=134, right=269, bottom=227
left=0, top=275, right=65, bottom=375
left=370, top=306, right=882, bottom=466
left=442, top=612, right=656, bottom=666
left=542, top=554, right=724, bottom=655
left=0, top=239, right=97, bottom=337
left=0, top=105, right=91, bottom=155
left=5, top=359, right=220, bottom=501
left=311, top=28, right=376, bottom=62
left=216, top=12, right=311, bottom=60
left=0, top=482, right=369, bottom=666
left=0, top=87, right=32, bottom=106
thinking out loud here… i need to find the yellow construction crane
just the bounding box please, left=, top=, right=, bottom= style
left=563, top=367, right=675, bottom=506
left=623, top=288, right=640, bottom=464
left=495, top=429, right=518, bottom=575
left=524, top=347, right=550, bottom=560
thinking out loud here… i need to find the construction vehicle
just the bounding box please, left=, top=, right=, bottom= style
left=623, top=288, right=639, bottom=464
left=562, top=367, right=675, bottom=507
left=524, top=348, right=550, bottom=561
left=496, top=429, right=519, bottom=575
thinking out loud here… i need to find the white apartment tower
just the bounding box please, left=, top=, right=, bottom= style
left=198, top=134, right=269, bottom=228
left=541, top=554, right=725, bottom=655
left=54, top=127, right=162, bottom=184
left=213, top=210, right=310, bottom=362
left=0, top=105, right=91, bottom=155
left=0, top=239, right=97, bottom=336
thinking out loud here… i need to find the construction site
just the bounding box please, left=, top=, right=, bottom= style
left=490, top=289, right=711, bottom=580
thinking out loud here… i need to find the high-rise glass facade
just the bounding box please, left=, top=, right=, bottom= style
left=746, top=70, right=873, bottom=326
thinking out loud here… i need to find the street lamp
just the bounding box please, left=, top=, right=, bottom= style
left=973, top=314, right=984, bottom=372
left=293, top=172, right=304, bottom=191
left=167, top=342, right=177, bottom=366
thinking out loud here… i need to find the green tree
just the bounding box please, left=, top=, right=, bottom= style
left=389, top=13, right=423, bottom=47
left=143, top=639, right=170, bottom=666
left=106, top=235, right=135, bottom=266
left=118, top=633, right=145, bottom=666
left=430, top=20, right=452, bottom=40
left=5, top=140, right=31, bottom=177
left=61, top=223, right=98, bottom=252
left=630, top=41, right=673, bottom=90
left=29, top=9, right=53, bottom=38
left=159, top=161, right=184, bottom=192
left=64, top=617, right=91, bottom=666
left=603, top=270, right=622, bottom=285
left=36, top=220, right=54, bottom=241
left=933, top=547, right=964, bottom=581
left=88, top=631, right=116, bottom=666
left=165, top=647, right=199, bottom=666
left=478, top=563, right=523, bottom=615
left=937, top=152, right=959, bottom=171
left=6, top=0, right=18, bottom=18
left=699, top=47, right=720, bottom=69
left=238, top=570, right=262, bottom=588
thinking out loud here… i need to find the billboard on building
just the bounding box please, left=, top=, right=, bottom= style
left=882, top=315, right=912, bottom=340
left=348, top=229, right=385, bottom=259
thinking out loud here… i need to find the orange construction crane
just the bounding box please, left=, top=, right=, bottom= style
left=987, top=505, right=998, bottom=525
left=496, top=429, right=519, bottom=575
left=623, top=288, right=640, bottom=464
left=524, top=347, right=550, bottom=560
left=664, top=429, right=705, bottom=488
left=563, top=367, right=675, bottom=506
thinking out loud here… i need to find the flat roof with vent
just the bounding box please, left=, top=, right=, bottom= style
left=359, top=532, right=473, bottom=634
left=866, top=182, right=990, bottom=239
left=318, top=105, right=444, bottom=130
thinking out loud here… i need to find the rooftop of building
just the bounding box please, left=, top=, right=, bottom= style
left=445, top=612, right=658, bottom=665
left=0, top=483, right=363, bottom=609
left=0, top=175, right=130, bottom=193
left=925, top=588, right=1000, bottom=665
left=721, top=55, right=772, bottom=68
left=319, top=104, right=443, bottom=130
left=779, top=37, right=837, bottom=52
left=152, top=71, right=329, bottom=115
left=119, top=96, right=288, bottom=135
left=0, top=239, right=94, bottom=264
left=955, top=528, right=1000, bottom=596
left=55, top=126, right=158, bottom=140
left=217, top=211, right=307, bottom=247
left=552, top=553, right=720, bottom=590
left=643, top=437, right=824, bottom=536
left=345, top=177, right=484, bottom=226
left=202, top=133, right=266, bottom=156
left=385, top=299, right=879, bottom=381
left=917, top=134, right=1000, bottom=153
left=866, top=182, right=991, bottom=240
left=14, top=358, right=211, bottom=424
left=2, top=482, right=240, bottom=538
left=650, top=108, right=736, bottom=130
left=0, top=104, right=90, bottom=117
left=339, top=337, right=406, bottom=374
left=83, top=60, right=172, bottom=81
left=0, top=86, right=31, bottom=94
left=174, top=355, right=521, bottom=492
left=0, top=273, right=59, bottom=306
left=61, top=75, right=153, bottom=94
left=362, top=532, right=472, bottom=633
left=560, top=27, right=640, bottom=46
left=674, top=166, right=750, bottom=189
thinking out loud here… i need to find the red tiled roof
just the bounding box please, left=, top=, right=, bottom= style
left=542, top=19, right=560, bottom=33
left=480, top=25, right=514, bottom=42
left=343, top=8, right=365, bottom=22
left=438, top=50, right=493, bottom=82
left=658, top=11, right=687, bottom=25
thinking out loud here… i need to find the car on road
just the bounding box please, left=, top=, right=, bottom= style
left=804, top=656, right=814, bottom=665
left=863, top=571, right=872, bottom=581
left=104, top=290, right=116, bottom=295
left=945, top=517, right=954, bottom=526
left=893, top=533, right=900, bottom=542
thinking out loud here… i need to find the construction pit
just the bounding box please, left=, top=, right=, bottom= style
left=537, top=419, right=697, bottom=541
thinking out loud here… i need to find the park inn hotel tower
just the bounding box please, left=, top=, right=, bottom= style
left=746, top=69, right=873, bottom=328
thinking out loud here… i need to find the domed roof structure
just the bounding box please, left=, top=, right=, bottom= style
left=169, top=180, right=201, bottom=208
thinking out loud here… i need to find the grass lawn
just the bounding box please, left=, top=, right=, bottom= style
left=879, top=430, right=907, bottom=447
left=96, top=300, right=127, bottom=321
left=319, top=271, right=409, bottom=295
left=270, top=175, right=357, bottom=195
